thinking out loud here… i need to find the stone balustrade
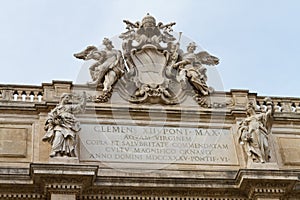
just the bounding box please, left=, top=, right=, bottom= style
left=0, top=85, right=43, bottom=102
left=256, top=96, right=300, bottom=113
left=0, top=81, right=299, bottom=114
left=0, top=80, right=73, bottom=103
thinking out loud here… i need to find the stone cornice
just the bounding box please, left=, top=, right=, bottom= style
left=0, top=164, right=299, bottom=198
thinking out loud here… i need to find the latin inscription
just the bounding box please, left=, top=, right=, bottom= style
left=79, top=125, right=238, bottom=165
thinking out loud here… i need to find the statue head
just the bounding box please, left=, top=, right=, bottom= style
left=264, top=97, right=273, bottom=106
left=102, top=38, right=114, bottom=48
left=246, top=101, right=256, bottom=116
left=141, top=13, right=156, bottom=28
left=60, top=93, right=72, bottom=104
left=187, top=42, right=197, bottom=53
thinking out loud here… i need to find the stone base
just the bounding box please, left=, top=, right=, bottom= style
left=49, top=156, right=79, bottom=164
left=247, top=162, right=279, bottom=169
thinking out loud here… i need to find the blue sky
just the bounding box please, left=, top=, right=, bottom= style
left=0, top=0, right=299, bottom=97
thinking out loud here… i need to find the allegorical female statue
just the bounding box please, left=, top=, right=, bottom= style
left=42, top=92, right=86, bottom=157
left=238, top=98, right=274, bottom=163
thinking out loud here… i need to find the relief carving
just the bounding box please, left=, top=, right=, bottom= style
left=42, top=92, right=86, bottom=157
left=237, top=98, right=274, bottom=163
left=74, top=14, right=220, bottom=106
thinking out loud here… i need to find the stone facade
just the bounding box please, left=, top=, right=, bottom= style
left=0, top=81, right=299, bottom=200
left=1, top=14, right=300, bottom=200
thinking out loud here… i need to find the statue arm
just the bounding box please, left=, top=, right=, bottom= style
left=173, top=59, right=190, bottom=69
left=116, top=50, right=121, bottom=62
left=112, top=50, right=122, bottom=67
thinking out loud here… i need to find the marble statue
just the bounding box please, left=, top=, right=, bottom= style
left=74, top=38, right=125, bottom=94
left=238, top=98, right=274, bottom=163
left=74, top=14, right=220, bottom=105
left=174, top=42, right=219, bottom=96
left=42, top=92, right=86, bottom=157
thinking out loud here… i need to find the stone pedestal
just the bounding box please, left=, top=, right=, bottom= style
left=49, top=156, right=79, bottom=164
left=247, top=162, right=279, bottom=169
left=30, top=163, right=98, bottom=199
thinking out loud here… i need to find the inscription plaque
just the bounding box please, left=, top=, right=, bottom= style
left=79, top=124, right=238, bottom=165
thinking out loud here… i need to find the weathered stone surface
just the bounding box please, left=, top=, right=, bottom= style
left=0, top=81, right=300, bottom=200
left=0, top=128, right=27, bottom=157
left=51, top=194, right=76, bottom=200
left=278, top=137, right=300, bottom=165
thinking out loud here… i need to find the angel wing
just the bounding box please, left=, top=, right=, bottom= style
left=195, top=51, right=219, bottom=66
left=74, top=46, right=107, bottom=62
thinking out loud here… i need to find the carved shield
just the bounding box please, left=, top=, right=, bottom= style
left=131, top=46, right=167, bottom=85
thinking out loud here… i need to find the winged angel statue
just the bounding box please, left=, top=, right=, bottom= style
left=74, top=14, right=219, bottom=105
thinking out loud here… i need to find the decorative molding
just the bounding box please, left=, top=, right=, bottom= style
left=0, top=194, right=44, bottom=199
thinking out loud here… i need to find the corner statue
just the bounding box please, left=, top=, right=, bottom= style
left=74, top=14, right=219, bottom=105
left=238, top=98, right=274, bottom=163
left=42, top=92, right=86, bottom=157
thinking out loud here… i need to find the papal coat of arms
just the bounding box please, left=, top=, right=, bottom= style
left=74, top=14, right=219, bottom=106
